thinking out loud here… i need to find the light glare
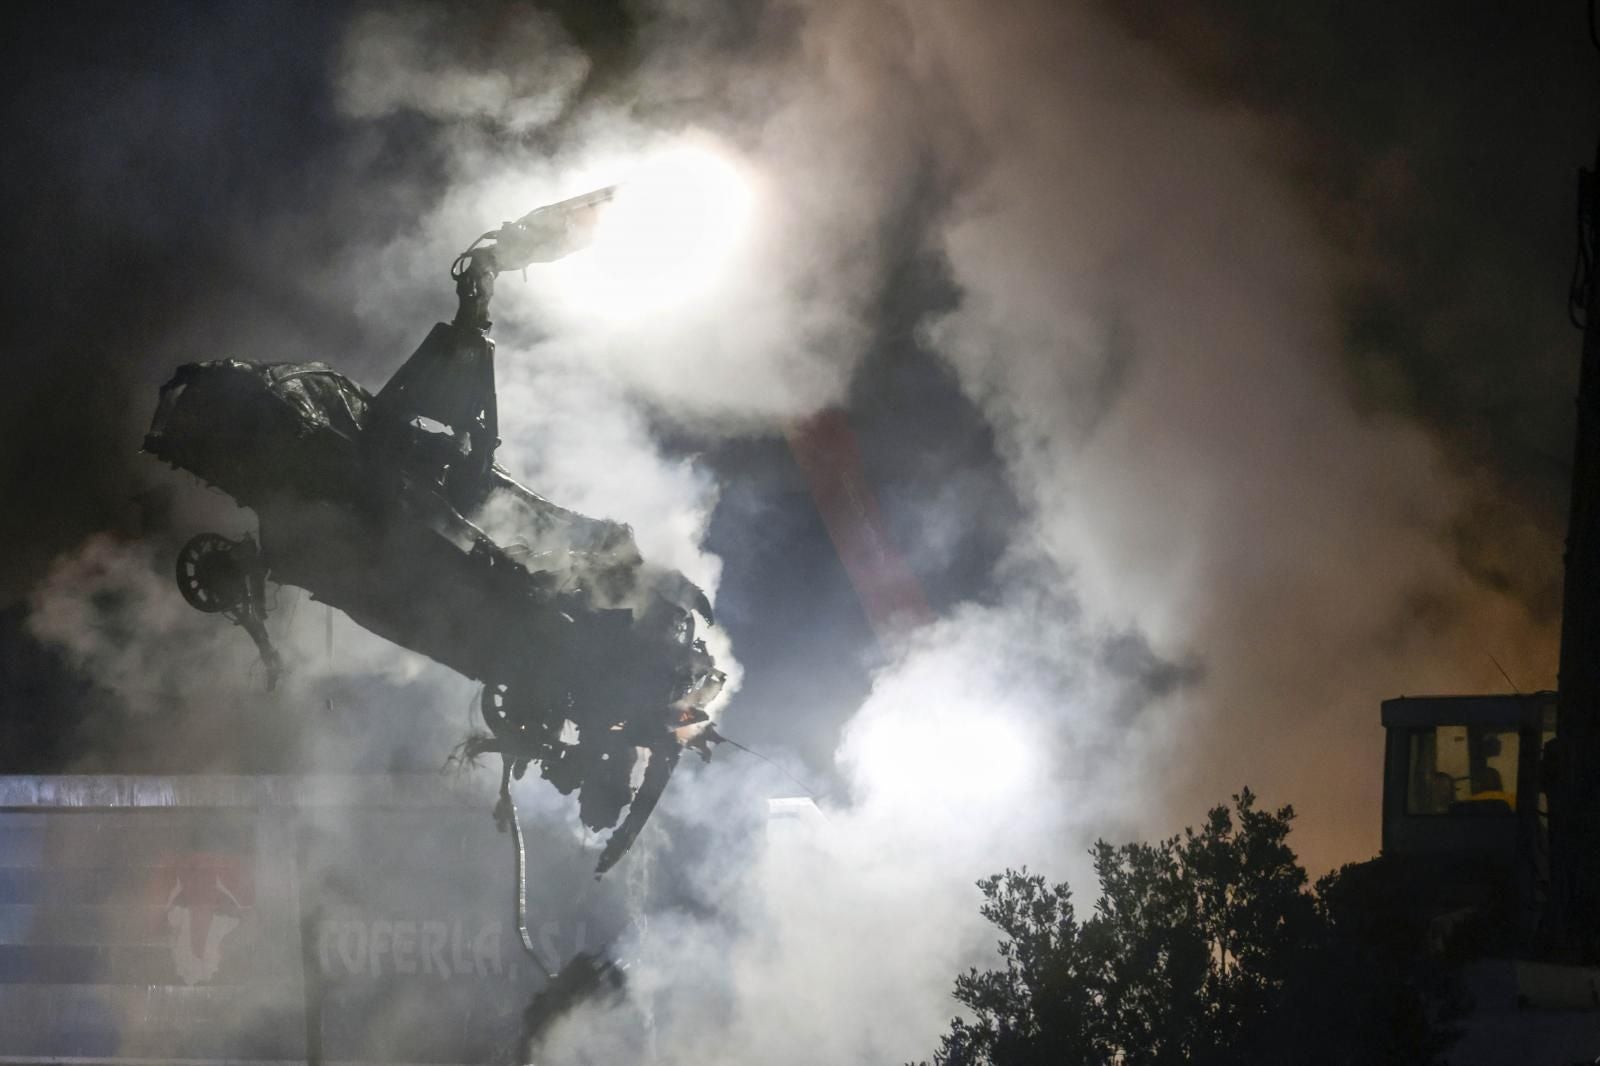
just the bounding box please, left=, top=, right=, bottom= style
left=553, top=141, right=755, bottom=316
left=846, top=705, right=1040, bottom=818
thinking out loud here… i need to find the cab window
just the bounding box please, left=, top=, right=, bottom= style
left=1405, top=725, right=1519, bottom=815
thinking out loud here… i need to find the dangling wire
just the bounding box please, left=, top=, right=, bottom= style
left=712, top=729, right=826, bottom=801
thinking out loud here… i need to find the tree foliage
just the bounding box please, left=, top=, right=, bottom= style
left=923, top=789, right=1457, bottom=1066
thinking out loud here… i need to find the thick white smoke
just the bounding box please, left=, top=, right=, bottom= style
left=910, top=3, right=1556, bottom=869
left=480, top=2, right=1553, bottom=1061
left=20, top=0, right=1562, bottom=1061
left=338, top=3, right=591, bottom=132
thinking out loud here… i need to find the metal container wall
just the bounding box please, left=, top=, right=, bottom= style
left=0, top=775, right=603, bottom=1065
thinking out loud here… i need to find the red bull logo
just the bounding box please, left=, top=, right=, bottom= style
left=147, top=852, right=255, bottom=986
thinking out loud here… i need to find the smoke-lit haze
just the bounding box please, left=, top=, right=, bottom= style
left=1, top=0, right=1590, bottom=1061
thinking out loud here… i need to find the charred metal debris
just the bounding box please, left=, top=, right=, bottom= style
left=144, top=188, right=726, bottom=875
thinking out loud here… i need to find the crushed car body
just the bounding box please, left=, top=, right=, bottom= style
left=144, top=186, right=725, bottom=874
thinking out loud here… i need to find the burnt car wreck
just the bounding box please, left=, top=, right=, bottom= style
left=145, top=188, right=725, bottom=875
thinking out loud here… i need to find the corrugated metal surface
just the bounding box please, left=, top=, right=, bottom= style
left=0, top=775, right=584, bottom=1065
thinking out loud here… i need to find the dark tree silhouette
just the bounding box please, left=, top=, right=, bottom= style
left=921, top=789, right=1458, bottom=1066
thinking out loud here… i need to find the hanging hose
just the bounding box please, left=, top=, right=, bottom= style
left=497, top=767, right=555, bottom=976
left=497, top=727, right=816, bottom=978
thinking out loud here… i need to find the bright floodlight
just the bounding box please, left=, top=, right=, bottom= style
left=552, top=141, right=756, bottom=315
left=845, top=704, right=1040, bottom=819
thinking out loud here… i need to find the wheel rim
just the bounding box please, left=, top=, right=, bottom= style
left=175, top=533, right=246, bottom=614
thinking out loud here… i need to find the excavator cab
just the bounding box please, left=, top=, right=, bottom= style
left=1382, top=693, right=1555, bottom=858
left=1381, top=692, right=1557, bottom=945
